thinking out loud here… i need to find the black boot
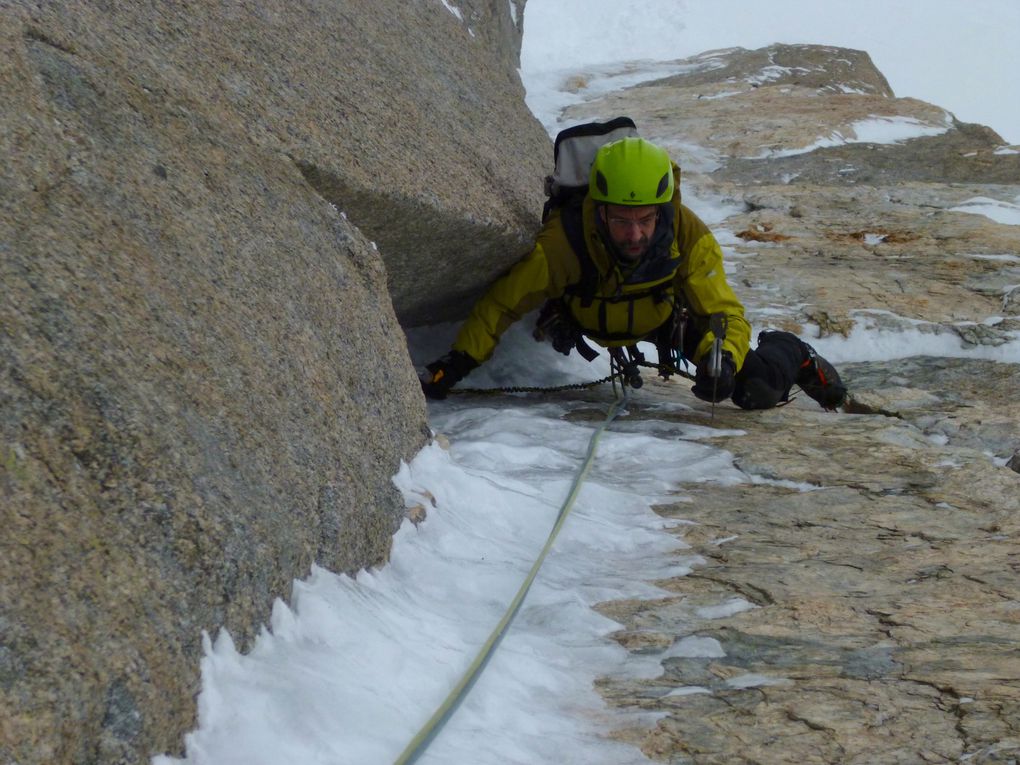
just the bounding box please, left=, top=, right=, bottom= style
left=732, top=331, right=803, bottom=410
left=795, top=342, right=847, bottom=411
left=753, top=330, right=847, bottom=411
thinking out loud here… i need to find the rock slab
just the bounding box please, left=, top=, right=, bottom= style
left=597, top=388, right=1020, bottom=765
left=554, top=44, right=1020, bottom=763
left=1, top=1, right=544, bottom=762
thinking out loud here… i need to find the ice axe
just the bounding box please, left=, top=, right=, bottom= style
left=707, top=313, right=728, bottom=421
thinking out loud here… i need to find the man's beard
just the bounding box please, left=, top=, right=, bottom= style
left=615, top=235, right=649, bottom=261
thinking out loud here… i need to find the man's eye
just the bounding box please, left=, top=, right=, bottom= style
left=610, top=216, right=656, bottom=226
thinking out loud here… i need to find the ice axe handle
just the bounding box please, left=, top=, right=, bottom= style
left=707, top=314, right=728, bottom=421
left=708, top=339, right=722, bottom=377
left=707, top=313, right=728, bottom=378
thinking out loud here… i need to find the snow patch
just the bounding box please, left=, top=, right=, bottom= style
left=523, top=59, right=715, bottom=135
left=963, top=253, right=1020, bottom=263
left=670, top=636, right=727, bottom=659
left=725, top=673, right=794, bottom=689
left=695, top=598, right=759, bottom=619
left=664, top=685, right=713, bottom=697
left=752, top=115, right=951, bottom=159
left=156, top=396, right=711, bottom=763
left=698, top=89, right=744, bottom=100
left=950, top=197, right=1020, bottom=226
left=792, top=310, right=1020, bottom=365
left=440, top=0, right=463, bottom=21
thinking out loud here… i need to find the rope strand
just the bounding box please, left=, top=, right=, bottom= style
left=451, top=359, right=694, bottom=397
left=393, top=388, right=632, bottom=764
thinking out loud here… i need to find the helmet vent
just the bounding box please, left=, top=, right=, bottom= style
left=595, top=170, right=608, bottom=197
left=656, top=173, right=670, bottom=199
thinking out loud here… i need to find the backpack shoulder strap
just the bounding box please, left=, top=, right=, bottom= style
left=560, top=202, right=598, bottom=308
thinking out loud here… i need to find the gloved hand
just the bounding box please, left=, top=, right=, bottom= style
left=691, top=351, right=736, bottom=403
left=533, top=300, right=580, bottom=356
left=420, top=350, right=478, bottom=400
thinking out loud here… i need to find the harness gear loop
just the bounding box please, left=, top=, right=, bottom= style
left=652, top=300, right=690, bottom=380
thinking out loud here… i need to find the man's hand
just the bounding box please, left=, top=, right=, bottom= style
left=420, top=351, right=478, bottom=400
left=533, top=300, right=580, bottom=356
left=691, top=351, right=735, bottom=403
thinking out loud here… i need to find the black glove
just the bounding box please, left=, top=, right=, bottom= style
left=420, top=350, right=478, bottom=400
left=533, top=300, right=580, bottom=356
left=691, top=351, right=736, bottom=403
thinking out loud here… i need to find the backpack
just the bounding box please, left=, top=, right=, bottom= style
left=542, top=116, right=639, bottom=219
left=541, top=116, right=639, bottom=310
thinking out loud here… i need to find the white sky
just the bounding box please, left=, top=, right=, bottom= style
left=521, top=0, right=1020, bottom=145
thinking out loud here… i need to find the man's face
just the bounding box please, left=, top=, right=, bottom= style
left=601, top=204, right=659, bottom=261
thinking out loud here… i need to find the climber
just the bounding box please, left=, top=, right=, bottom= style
left=420, top=135, right=846, bottom=411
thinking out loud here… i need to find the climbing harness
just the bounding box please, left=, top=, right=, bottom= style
left=393, top=384, right=632, bottom=765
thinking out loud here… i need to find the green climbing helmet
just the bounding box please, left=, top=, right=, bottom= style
left=589, top=137, right=674, bottom=206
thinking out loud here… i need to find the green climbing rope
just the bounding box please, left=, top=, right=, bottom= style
left=392, top=387, right=632, bottom=764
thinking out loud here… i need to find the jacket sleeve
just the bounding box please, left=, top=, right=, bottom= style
left=676, top=206, right=752, bottom=370
left=452, top=229, right=577, bottom=363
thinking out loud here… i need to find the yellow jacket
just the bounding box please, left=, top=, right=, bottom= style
left=453, top=172, right=751, bottom=370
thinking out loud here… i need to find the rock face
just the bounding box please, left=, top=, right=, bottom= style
left=555, top=44, right=1020, bottom=762
left=0, top=1, right=545, bottom=763
left=596, top=389, right=1020, bottom=764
